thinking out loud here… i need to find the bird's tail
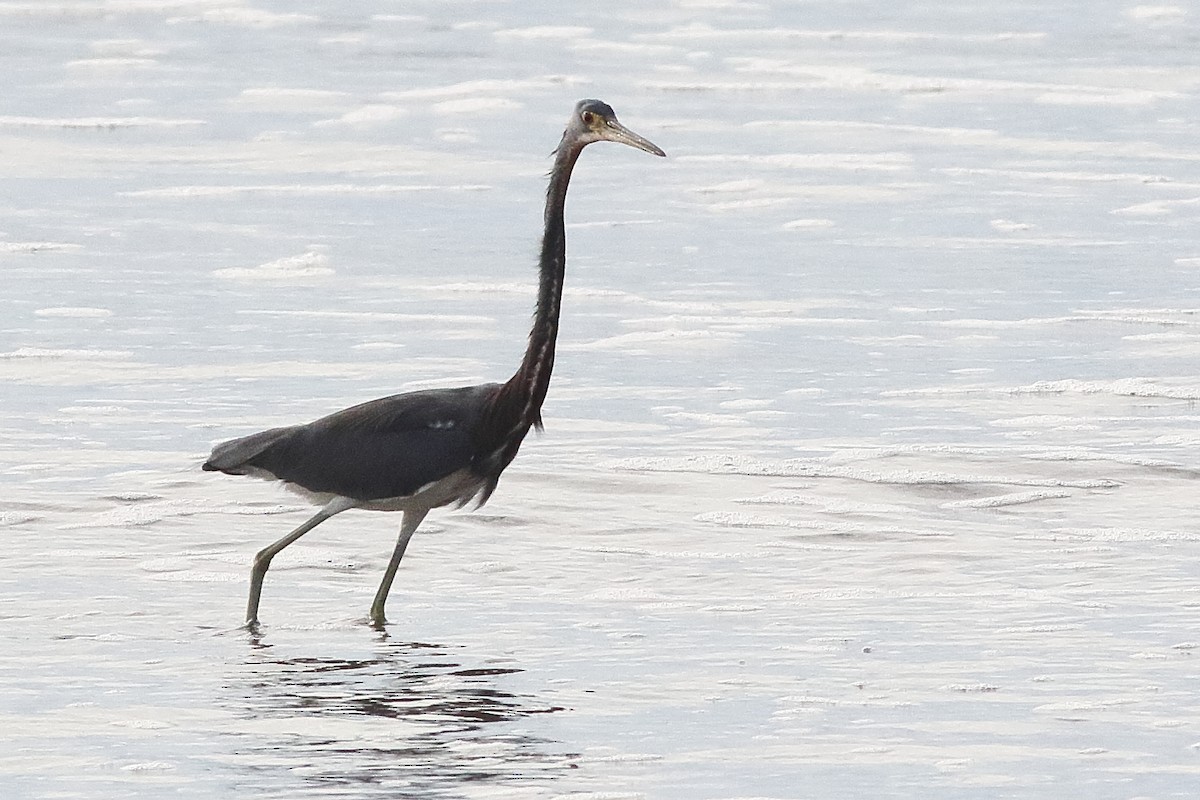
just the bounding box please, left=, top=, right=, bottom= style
left=202, top=426, right=297, bottom=474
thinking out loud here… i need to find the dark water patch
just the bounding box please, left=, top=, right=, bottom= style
left=219, top=638, right=575, bottom=797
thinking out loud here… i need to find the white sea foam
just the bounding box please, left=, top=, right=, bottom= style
left=212, top=250, right=334, bottom=282
left=0, top=347, right=131, bottom=360
left=702, top=198, right=789, bottom=212
left=121, top=183, right=490, bottom=198
left=1049, top=527, right=1200, bottom=543
left=719, top=399, right=774, bottom=410
left=618, top=313, right=873, bottom=332
left=381, top=76, right=582, bottom=101
left=691, top=178, right=765, bottom=194
left=66, top=57, right=157, bottom=69
left=120, top=761, right=176, bottom=772
left=384, top=281, right=530, bottom=294
left=695, top=511, right=895, bottom=535
left=939, top=490, right=1072, bottom=509
left=167, top=8, right=317, bottom=27
left=0, top=241, right=82, bottom=253
left=33, top=307, right=112, bottom=318
left=782, top=218, right=836, bottom=230
left=232, top=87, right=351, bottom=112
left=681, top=153, right=913, bottom=171
left=62, top=499, right=306, bottom=530
left=1112, top=196, right=1200, bottom=216
left=142, top=571, right=242, bottom=583
left=580, top=752, right=665, bottom=764
left=434, top=97, right=522, bottom=115
left=0, top=115, right=204, bottom=128
left=57, top=500, right=208, bottom=529
left=351, top=342, right=406, bottom=351
left=990, top=415, right=1103, bottom=429
left=614, top=454, right=1121, bottom=489
left=860, top=236, right=1131, bottom=249
left=570, top=40, right=681, bottom=57
left=744, top=119, right=1200, bottom=162
left=563, top=329, right=739, bottom=352
left=315, top=104, right=407, bottom=127
left=640, top=67, right=1176, bottom=106
left=990, top=219, right=1036, bottom=232
left=1125, top=5, right=1187, bottom=23
left=1022, top=449, right=1184, bottom=468
left=567, top=220, right=660, bottom=229
left=1012, top=379, right=1200, bottom=400
left=940, top=167, right=1170, bottom=184
left=737, top=492, right=913, bottom=515
left=641, top=24, right=1045, bottom=44
left=238, top=309, right=493, bottom=325
left=885, top=378, right=1200, bottom=401
left=657, top=410, right=753, bottom=426
left=493, top=25, right=591, bottom=40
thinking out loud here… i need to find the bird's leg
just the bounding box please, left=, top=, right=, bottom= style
left=246, top=497, right=356, bottom=627
left=369, top=508, right=429, bottom=627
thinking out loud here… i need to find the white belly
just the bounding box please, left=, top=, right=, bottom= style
left=283, top=468, right=486, bottom=513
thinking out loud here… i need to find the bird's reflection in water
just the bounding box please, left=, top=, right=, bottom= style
left=225, top=638, right=574, bottom=797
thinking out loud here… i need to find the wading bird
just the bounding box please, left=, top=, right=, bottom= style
left=203, top=99, right=665, bottom=627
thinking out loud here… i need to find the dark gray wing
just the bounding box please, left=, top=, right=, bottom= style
left=203, top=384, right=500, bottom=501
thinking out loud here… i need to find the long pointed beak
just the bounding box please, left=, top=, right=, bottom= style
left=603, top=118, right=666, bottom=157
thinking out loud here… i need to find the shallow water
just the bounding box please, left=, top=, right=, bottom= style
left=3, top=1, right=1200, bottom=798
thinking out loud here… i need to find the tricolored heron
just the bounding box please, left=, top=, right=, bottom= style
left=203, top=99, right=665, bottom=627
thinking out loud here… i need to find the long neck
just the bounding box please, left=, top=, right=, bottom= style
left=521, top=142, right=581, bottom=410
left=482, top=139, right=585, bottom=462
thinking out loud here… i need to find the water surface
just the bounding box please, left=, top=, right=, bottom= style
left=3, top=1, right=1200, bottom=797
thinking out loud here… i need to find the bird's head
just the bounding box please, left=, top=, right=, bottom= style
left=562, top=99, right=665, bottom=157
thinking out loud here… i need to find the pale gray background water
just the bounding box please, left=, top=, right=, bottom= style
left=3, top=1, right=1199, bottom=798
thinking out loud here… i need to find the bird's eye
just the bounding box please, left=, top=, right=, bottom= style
left=581, top=111, right=595, bottom=125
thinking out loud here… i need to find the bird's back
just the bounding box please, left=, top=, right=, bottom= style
left=203, top=384, right=504, bottom=503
